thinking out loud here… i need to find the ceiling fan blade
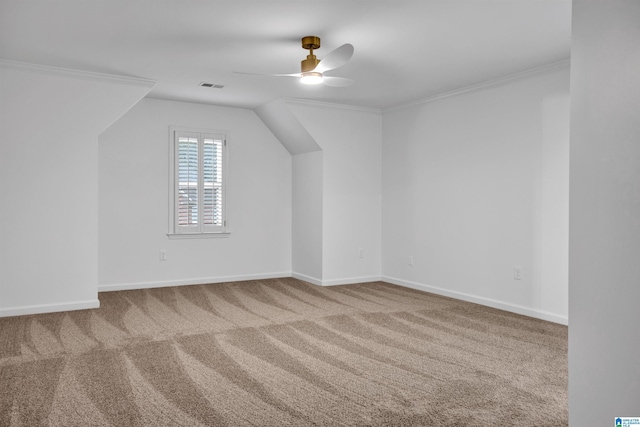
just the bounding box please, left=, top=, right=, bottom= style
left=233, top=71, right=301, bottom=77
left=313, top=43, right=354, bottom=73
left=322, top=76, right=354, bottom=87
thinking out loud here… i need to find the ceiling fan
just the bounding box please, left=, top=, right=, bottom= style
left=235, top=36, right=354, bottom=87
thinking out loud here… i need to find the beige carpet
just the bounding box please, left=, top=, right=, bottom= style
left=0, top=278, right=567, bottom=426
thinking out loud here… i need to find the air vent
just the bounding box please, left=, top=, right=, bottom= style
left=199, top=82, right=225, bottom=89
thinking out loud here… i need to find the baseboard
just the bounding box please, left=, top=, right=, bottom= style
left=321, top=275, right=383, bottom=286
left=0, top=299, right=100, bottom=318
left=291, top=272, right=323, bottom=286
left=98, top=271, right=292, bottom=292
left=291, top=272, right=382, bottom=287
left=1, top=275, right=567, bottom=325
left=382, top=276, right=568, bottom=325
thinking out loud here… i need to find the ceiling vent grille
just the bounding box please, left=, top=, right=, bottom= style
left=199, top=82, right=225, bottom=89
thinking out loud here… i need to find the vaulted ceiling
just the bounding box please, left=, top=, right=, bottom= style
left=0, top=0, right=571, bottom=110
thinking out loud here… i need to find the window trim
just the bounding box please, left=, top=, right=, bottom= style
left=167, top=126, right=229, bottom=238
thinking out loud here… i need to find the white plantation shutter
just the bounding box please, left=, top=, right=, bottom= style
left=177, top=134, right=199, bottom=227
left=171, top=129, right=226, bottom=234
left=202, top=137, right=223, bottom=227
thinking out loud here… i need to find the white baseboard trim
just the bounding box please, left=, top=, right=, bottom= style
left=0, top=299, right=100, bottom=318
left=0, top=275, right=567, bottom=325
left=291, top=272, right=323, bottom=286
left=291, top=272, right=382, bottom=287
left=98, top=271, right=292, bottom=292
left=321, top=275, right=383, bottom=287
left=382, top=276, right=568, bottom=325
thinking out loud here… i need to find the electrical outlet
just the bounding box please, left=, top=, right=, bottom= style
left=409, top=256, right=414, bottom=266
left=159, top=250, right=167, bottom=261
left=514, top=266, right=522, bottom=280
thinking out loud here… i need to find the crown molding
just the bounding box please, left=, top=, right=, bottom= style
left=383, top=59, right=570, bottom=113
left=0, top=59, right=157, bottom=88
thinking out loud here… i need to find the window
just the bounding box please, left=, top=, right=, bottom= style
left=169, top=127, right=228, bottom=237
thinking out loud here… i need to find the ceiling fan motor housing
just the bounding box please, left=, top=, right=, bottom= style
left=301, top=36, right=321, bottom=72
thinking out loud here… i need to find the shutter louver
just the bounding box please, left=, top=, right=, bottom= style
left=177, top=136, right=199, bottom=227
left=173, top=130, right=225, bottom=234
left=203, top=138, right=223, bottom=227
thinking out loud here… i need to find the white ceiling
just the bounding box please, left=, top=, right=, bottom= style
left=0, top=0, right=571, bottom=110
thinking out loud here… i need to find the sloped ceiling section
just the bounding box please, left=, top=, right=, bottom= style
left=254, top=98, right=321, bottom=155
left=0, top=60, right=157, bottom=136
left=0, top=60, right=156, bottom=315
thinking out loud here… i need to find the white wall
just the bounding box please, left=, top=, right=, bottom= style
left=292, top=151, right=323, bottom=282
left=382, top=65, right=570, bottom=324
left=0, top=61, right=154, bottom=316
left=98, top=98, right=291, bottom=290
left=569, top=0, right=640, bottom=423
left=287, top=101, right=382, bottom=285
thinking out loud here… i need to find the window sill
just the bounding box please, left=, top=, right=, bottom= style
left=167, top=232, right=231, bottom=240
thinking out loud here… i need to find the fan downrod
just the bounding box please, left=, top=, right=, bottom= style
left=301, top=36, right=321, bottom=73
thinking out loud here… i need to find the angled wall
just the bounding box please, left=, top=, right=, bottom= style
left=292, top=151, right=323, bottom=282
left=256, top=98, right=323, bottom=282
left=256, top=99, right=382, bottom=286
left=0, top=60, right=155, bottom=316
left=286, top=100, right=382, bottom=285
left=255, top=98, right=321, bottom=155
